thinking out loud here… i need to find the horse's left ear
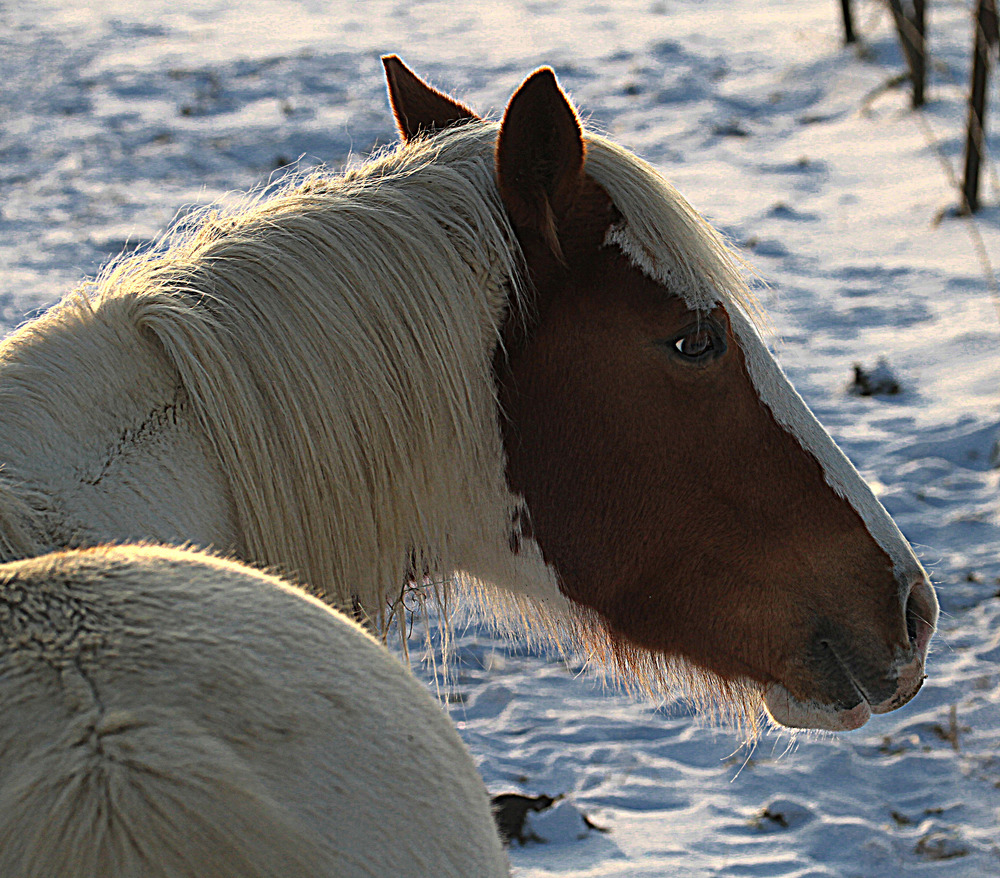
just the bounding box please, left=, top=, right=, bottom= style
left=496, top=68, right=585, bottom=260
left=382, top=55, right=479, bottom=142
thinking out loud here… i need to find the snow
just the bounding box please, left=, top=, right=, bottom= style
left=3, top=0, right=999, bottom=874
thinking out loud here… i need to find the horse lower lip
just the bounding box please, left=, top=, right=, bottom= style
left=763, top=683, right=872, bottom=731
left=825, top=639, right=930, bottom=716
left=770, top=642, right=929, bottom=729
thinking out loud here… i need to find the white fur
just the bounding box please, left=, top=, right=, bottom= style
left=0, top=293, right=242, bottom=557
left=0, top=545, right=508, bottom=877
left=724, top=308, right=923, bottom=583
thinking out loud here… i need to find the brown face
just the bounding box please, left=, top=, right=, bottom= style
left=496, top=230, right=924, bottom=716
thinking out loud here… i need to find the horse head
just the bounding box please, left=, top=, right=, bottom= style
left=384, top=57, right=937, bottom=732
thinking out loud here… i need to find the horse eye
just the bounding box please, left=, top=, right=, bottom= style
left=663, top=321, right=726, bottom=363
left=656, top=319, right=726, bottom=364
left=675, top=329, right=714, bottom=358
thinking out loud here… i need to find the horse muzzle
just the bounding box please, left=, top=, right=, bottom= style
left=763, top=574, right=938, bottom=732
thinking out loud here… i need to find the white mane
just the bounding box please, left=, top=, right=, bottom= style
left=585, top=133, right=752, bottom=313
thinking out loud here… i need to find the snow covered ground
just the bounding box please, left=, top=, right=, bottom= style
left=2, top=0, right=999, bottom=874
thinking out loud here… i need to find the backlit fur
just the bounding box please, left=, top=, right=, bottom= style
left=0, top=545, right=508, bottom=877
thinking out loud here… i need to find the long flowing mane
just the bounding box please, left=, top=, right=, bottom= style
left=586, top=137, right=750, bottom=312
left=72, top=126, right=526, bottom=611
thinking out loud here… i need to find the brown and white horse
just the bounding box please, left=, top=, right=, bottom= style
left=0, top=58, right=935, bottom=733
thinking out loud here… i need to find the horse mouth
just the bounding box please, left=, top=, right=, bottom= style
left=763, top=627, right=929, bottom=732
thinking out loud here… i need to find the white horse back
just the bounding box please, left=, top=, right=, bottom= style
left=0, top=545, right=508, bottom=877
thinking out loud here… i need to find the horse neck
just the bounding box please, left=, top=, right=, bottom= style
left=133, top=145, right=565, bottom=616
left=0, top=294, right=241, bottom=558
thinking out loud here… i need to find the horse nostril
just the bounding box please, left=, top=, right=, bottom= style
left=903, top=576, right=938, bottom=656
left=905, top=601, right=918, bottom=645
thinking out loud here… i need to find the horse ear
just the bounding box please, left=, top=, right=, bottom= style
left=495, top=68, right=585, bottom=260
left=382, top=55, right=479, bottom=142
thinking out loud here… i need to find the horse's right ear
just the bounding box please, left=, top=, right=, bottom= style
left=495, top=68, right=585, bottom=261
left=382, top=55, right=479, bottom=142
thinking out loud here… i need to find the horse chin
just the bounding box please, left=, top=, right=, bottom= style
left=762, top=683, right=872, bottom=732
